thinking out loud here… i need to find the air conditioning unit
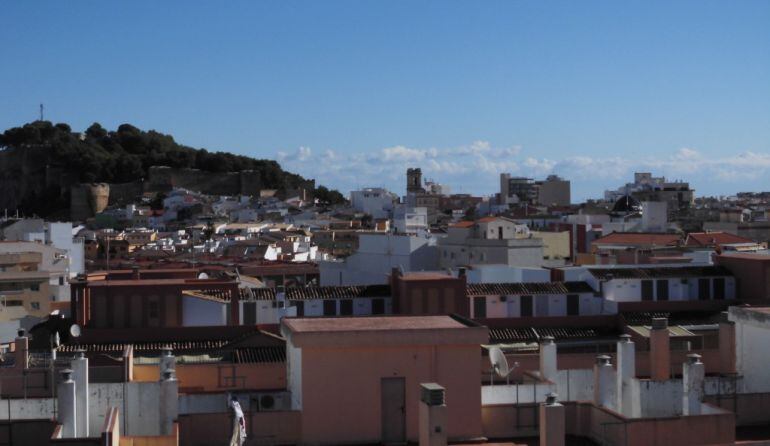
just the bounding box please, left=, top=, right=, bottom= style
left=251, top=391, right=291, bottom=412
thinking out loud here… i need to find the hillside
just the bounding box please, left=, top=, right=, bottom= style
left=0, top=121, right=344, bottom=217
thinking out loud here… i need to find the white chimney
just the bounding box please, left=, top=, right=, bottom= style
left=683, top=354, right=705, bottom=416
left=159, top=346, right=176, bottom=375
left=419, top=383, right=447, bottom=446
left=539, top=392, right=565, bottom=446
left=72, top=350, right=89, bottom=437
left=57, top=369, right=77, bottom=438
left=539, top=336, right=557, bottom=382
left=593, top=355, right=614, bottom=409
left=159, top=369, right=179, bottom=435
left=616, top=335, right=638, bottom=417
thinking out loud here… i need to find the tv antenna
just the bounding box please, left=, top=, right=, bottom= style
left=488, top=346, right=518, bottom=385
left=39, top=103, right=44, bottom=121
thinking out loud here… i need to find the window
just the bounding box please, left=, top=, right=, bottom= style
left=243, top=302, right=256, bottom=325
left=372, top=298, right=385, bottom=315
left=323, top=300, right=336, bottom=316
left=30, top=283, right=40, bottom=292
left=698, top=278, right=711, bottom=300
left=5, top=300, right=23, bottom=307
left=713, top=278, right=725, bottom=300
left=567, top=294, right=579, bottom=316
left=473, top=297, right=486, bottom=318
left=148, top=301, right=159, bottom=319
left=340, top=299, right=353, bottom=316
left=294, top=301, right=305, bottom=317
left=59, top=276, right=65, bottom=286
left=656, top=280, right=669, bottom=301
left=641, top=280, right=653, bottom=301
left=520, top=295, right=533, bottom=317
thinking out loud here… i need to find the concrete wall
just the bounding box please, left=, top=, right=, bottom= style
left=732, top=311, right=770, bottom=393
left=133, top=362, right=286, bottom=392
left=181, top=296, right=227, bottom=326
left=292, top=297, right=392, bottom=317
left=477, top=292, right=598, bottom=318
left=298, top=344, right=482, bottom=444
left=320, top=234, right=439, bottom=286
left=634, top=378, right=683, bottom=418
left=603, top=276, right=735, bottom=302
left=178, top=411, right=301, bottom=446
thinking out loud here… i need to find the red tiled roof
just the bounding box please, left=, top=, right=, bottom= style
left=685, top=232, right=754, bottom=247
left=449, top=221, right=475, bottom=228
left=467, top=282, right=595, bottom=296
left=592, top=232, right=681, bottom=247
left=284, top=315, right=468, bottom=333
left=285, top=285, right=390, bottom=300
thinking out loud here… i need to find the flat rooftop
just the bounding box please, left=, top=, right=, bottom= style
left=398, top=272, right=457, bottom=281
left=283, top=315, right=488, bottom=347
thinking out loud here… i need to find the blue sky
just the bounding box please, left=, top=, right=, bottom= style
left=2, top=1, right=769, bottom=201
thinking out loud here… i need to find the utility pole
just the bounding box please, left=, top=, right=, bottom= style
left=39, top=103, right=44, bottom=121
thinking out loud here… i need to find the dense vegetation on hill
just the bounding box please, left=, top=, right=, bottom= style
left=0, top=121, right=345, bottom=204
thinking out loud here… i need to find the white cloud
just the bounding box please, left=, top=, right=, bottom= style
left=274, top=142, right=770, bottom=200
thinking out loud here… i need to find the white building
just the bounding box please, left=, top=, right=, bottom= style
left=350, top=188, right=397, bottom=219
left=467, top=282, right=601, bottom=318
left=320, top=233, right=440, bottom=286
left=438, top=217, right=544, bottom=269
left=560, top=265, right=736, bottom=311
left=393, top=205, right=428, bottom=234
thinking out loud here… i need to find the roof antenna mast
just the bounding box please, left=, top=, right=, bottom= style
left=39, top=103, right=44, bottom=121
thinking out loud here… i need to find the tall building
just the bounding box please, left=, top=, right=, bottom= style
left=500, top=174, right=571, bottom=206
left=604, top=172, right=694, bottom=213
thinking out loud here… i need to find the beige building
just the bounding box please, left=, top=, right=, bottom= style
left=0, top=243, right=69, bottom=322
left=531, top=230, right=571, bottom=262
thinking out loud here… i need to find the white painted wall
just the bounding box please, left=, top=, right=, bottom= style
left=182, top=296, right=227, bottom=326
left=479, top=292, right=598, bottom=318
left=287, top=341, right=303, bottom=410
left=733, top=316, right=770, bottom=393
left=319, top=234, right=439, bottom=286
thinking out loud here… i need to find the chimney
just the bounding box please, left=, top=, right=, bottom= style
left=14, top=329, right=29, bottom=370
left=593, top=355, right=614, bottom=408
left=57, top=369, right=77, bottom=438
left=718, top=312, right=736, bottom=375
left=71, top=350, right=89, bottom=437
left=419, top=383, right=447, bottom=446
left=539, top=336, right=557, bottom=382
left=539, top=392, right=565, bottom=446
left=159, top=346, right=176, bottom=376
left=131, top=266, right=140, bottom=280
left=159, top=369, right=178, bottom=435
left=683, top=354, right=705, bottom=415
left=616, top=334, right=637, bottom=417
left=649, top=318, right=670, bottom=381
left=123, top=345, right=134, bottom=382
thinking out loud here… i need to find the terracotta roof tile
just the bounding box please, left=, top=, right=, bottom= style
left=588, top=265, right=731, bottom=280
left=685, top=232, right=755, bottom=247
left=592, top=232, right=681, bottom=247
left=467, top=282, right=595, bottom=296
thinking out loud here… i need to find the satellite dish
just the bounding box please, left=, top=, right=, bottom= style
left=198, top=272, right=209, bottom=279
left=489, top=347, right=510, bottom=378
left=69, top=324, right=81, bottom=338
